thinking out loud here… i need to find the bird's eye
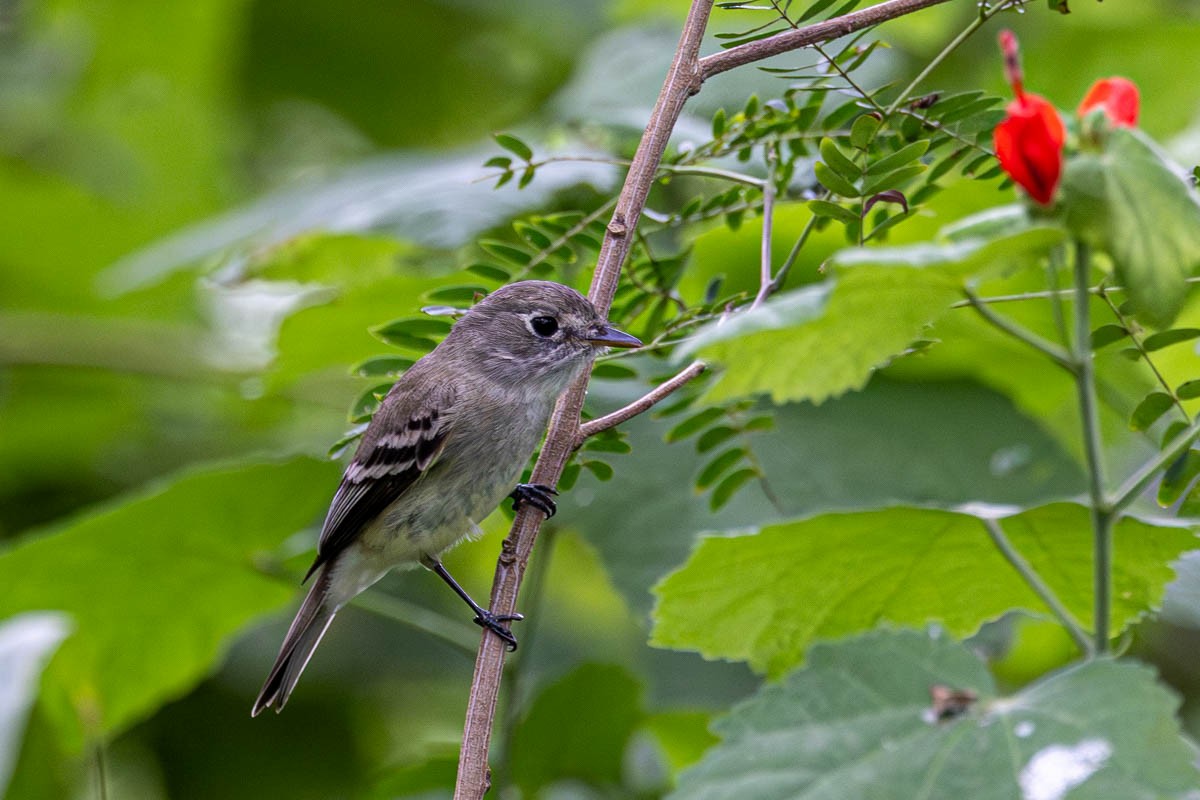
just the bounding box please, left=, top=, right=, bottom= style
left=530, top=316, right=559, bottom=337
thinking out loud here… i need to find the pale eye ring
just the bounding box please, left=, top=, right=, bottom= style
left=530, top=316, right=559, bottom=337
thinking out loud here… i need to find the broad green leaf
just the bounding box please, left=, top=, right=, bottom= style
left=566, top=378, right=1084, bottom=618
left=669, top=628, right=1200, bottom=800
left=688, top=227, right=1065, bottom=405
left=1064, top=129, right=1200, bottom=328
left=510, top=664, right=643, bottom=795
left=651, top=503, right=1194, bottom=676
left=0, top=457, right=340, bottom=748
left=0, top=613, right=71, bottom=797
left=1178, top=380, right=1200, bottom=400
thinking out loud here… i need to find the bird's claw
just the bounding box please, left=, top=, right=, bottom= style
left=510, top=483, right=558, bottom=519
left=473, top=609, right=524, bottom=651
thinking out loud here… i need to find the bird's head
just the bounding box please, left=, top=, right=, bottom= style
left=446, top=281, right=641, bottom=390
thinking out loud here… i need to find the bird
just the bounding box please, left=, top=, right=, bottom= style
left=252, top=280, right=641, bottom=715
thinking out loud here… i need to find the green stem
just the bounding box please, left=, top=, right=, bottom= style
left=980, top=518, right=1093, bottom=655
left=1071, top=242, right=1112, bottom=654
left=351, top=591, right=481, bottom=654
left=963, top=287, right=1075, bottom=372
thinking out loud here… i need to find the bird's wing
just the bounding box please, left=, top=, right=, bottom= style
left=304, top=380, right=455, bottom=580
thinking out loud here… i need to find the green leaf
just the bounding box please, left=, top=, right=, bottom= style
left=1066, top=129, right=1200, bottom=327
left=350, top=382, right=394, bottom=422
left=807, top=199, right=861, bottom=225
left=0, top=458, right=341, bottom=747
left=709, top=468, right=757, bottom=511
left=865, top=139, right=930, bottom=176
left=711, top=107, right=726, bottom=138
left=665, top=407, right=726, bottom=443
left=493, top=132, right=533, bottom=162
left=686, top=227, right=1065, bottom=405
left=510, top=664, right=643, bottom=795
left=0, top=613, right=71, bottom=796
left=1130, top=391, right=1175, bottom=431
left=1090, top=323, right=1129, bottom=349
left=478, top=239, right=533, bottom=265
left=582, top=460, right=614, bottom=481
left=849, top=114, right=881, bottom=150
left=814, top=161, right=859, bottom=198
left=696, top=448, right=746, bottom=490
left=351, top=355, right=415, bottom=377
left=696, top=425, right=738, bottom=453
left=862, top=163, right=927, bottom=196
left=565, top=379, right=1084, bottom=618
left=466, top=263, right=512, bottom=283
left=592, top=362, right=639, bottom=380
left=1157, top=450, right=1200, bottom=507
left=669, top=629, right=1200, bottom=800
left=652, top=503, right=1194, bottom=676
left=818, top=137, right=860, bottom=183
left=1144, top=328, right=1200, bottom=352
left=1178, top=379, right=1200, bottom=400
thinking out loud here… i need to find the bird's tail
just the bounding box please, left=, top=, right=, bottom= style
left=252, top=566, right=337, bottom=716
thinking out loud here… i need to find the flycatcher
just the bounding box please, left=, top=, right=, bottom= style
left=252, top=280, right=640, bottom=715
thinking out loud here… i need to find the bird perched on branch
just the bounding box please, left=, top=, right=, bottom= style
left=252, top=280, right=640, bottom=716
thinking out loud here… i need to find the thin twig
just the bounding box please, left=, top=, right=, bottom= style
left=980, top=518, right=1093, bottom=655
left=751, top=143, right=778, bottom=309
left=1097, top=289, right=1191, bottom=422
left=949, top=276, right=1200, bottom=308
left=575, top=362, right=708, bottom=446
left=699, top=0, right=956, bottom=79
left=1108, top=417, right=1200, bottom=514
left=963, top=287, right=1074, bottom=372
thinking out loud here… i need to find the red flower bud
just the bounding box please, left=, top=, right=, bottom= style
left=1078, top=77, right=1139, bottom=127
left=993, top=31, right=1065, bottom=206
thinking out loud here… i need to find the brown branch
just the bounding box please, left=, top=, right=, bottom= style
left=574, top=361, right=708, bottom=447
left=453, top=0, right=963, bottom=795
left=699, top=0, right=957, bottom=80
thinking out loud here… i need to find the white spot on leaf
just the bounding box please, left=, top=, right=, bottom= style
left=1019, top=738, right=1112, bottom=800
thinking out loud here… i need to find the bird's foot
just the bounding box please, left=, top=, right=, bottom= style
left=473, top=609, right=525, bottom=651
left=510, top=483, right=558, bottom=519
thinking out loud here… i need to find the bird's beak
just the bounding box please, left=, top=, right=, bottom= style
left=587, top=324, right=642, bottom=349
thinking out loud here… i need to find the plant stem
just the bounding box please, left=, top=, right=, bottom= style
left=575, top=361, right=708, bottom=446
left=980, top=518, right=1093, bottom=655
left=1070, top=242, right=1112, bottom=654
left=1108, top=417, right=1200, bottom=513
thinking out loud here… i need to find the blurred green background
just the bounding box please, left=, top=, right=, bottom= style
left=3, top=0, right=1200, bottom=797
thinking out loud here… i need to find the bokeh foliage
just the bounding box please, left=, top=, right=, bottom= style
left=3, top=0, right=1200, bottom=798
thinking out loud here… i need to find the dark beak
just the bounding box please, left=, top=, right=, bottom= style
left=587, top=323, right=642, bottom=349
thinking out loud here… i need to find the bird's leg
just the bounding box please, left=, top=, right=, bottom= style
left=509, top=483, right=558, bottom=519
left=422, top=556, right=523, bottom=651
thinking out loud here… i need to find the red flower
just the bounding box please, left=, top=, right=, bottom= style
left=1078, top=77, right=1139, bottom=127
left=993, top=31, right=1065, bottom=206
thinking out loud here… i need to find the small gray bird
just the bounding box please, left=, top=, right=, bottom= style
left=252, top=280, right=640, bottom=715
